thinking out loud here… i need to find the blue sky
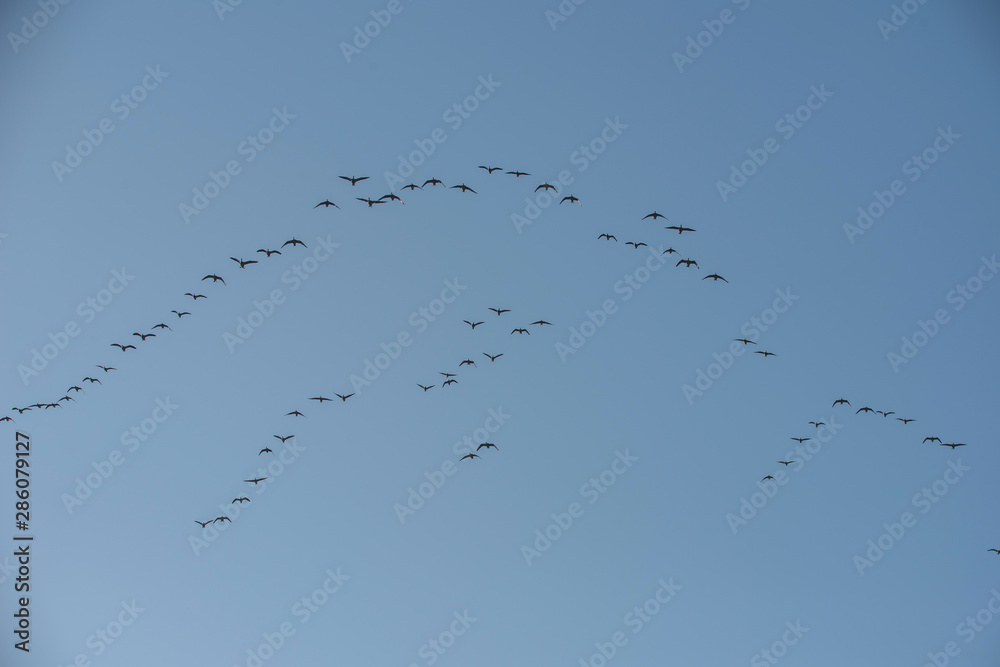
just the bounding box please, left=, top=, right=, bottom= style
left=2, top=0, right=1000, bottom=665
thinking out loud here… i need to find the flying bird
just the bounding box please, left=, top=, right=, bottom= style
left=231, top=257, right=259, bottom=269
left=184, top=293, right=206, bottom=300
left=940, top=443, right=967, bottom=449
left=530, top=320, right=552, bottom=326
left=11, top=407, right=31, bottom=414
left=439, top=372, right=457, bottom=378
left=598, top=233, right=617, bottom=241
left=258, top=448, right=273, bottom=455
left=195, top=520, right=211, bottom=528
left=0, top=416, right=12, bottom=423
left=282, top=237, right=307, bottom=248
left=460, top=453, right=480, bottom=461
left=832, top=398, right=851, bottom=407
left=988, top=549, right=1000, bottom=555
left=232, top=497, right=250, bottom=504
left=808, top=421, right=825, bottom=428
left=417, top=384, right=434, bottom=392
left=733, top=338, right=756, bottom=345
left=83, top=377, right=102, bottom=384
left=506, top=170, right=530, bottom=177
left=560, top=195, right=580, bottom=205
left=662, top=247, right=678, bottom=255
left=171, top=310, right=191, bottom=318
left=791, top=437, right=811, bottom=443
left=314, top=200, right=339, bottom=208
left=643, top=211, right=667, bottom=220
left=754, top=350, right=776, bottom=357
left=483, top=353, right=503, bottom=362
left=401, top=183, right=423, bottom=190
left=339, top=175, right=369, bottom=186
left=666, top=225, right=696, bottom=234
left=286, top=410, right=305, bottom=417
left=459, top=359, right=476, bottom=367
left=111, top=343, right=136, bottom=351
left=451, top=184, right=477, bottom=193
left=334, top=393, right=354, bottom=402
left=244, top=477, right=268, bottom=484
left=703, top=274, right=728, bottom=282
left=356, top=197, right=386, bottom=207
left=676, top=258, right=698, bottom=268
left=202, top=274, right=226, bottom=284
left=777, top=460, right=795, bottom=466
left=422, top=178, right=444, bottom=187
left=896, top=418, right=915, bottom=424
left=535, top=183, right=557, bottom=192
left=923, top=437, right=941, bottom=444
left=856, top=407, right=875, bottom=414
left=273, top=435, right=294, bottom=443
left=488, top=308, right=510, bottom=316
left=477, top=442, right=498, bottom=451
left=761, top=475, right=774, bottom=481
left=626, top=242, right=647, bottom=249
left=877, top=410, right=895, bottom=418
left=257, top=249, right=281, bottom=257
left=96, top=365, right=116, bottom=372
left=478, top=165, right=502, bottom=173
left=214, top=516, right=232, bottom=524
left=511, top=328, right=530, bottom=335
left=309, top=396, right=332, bottom=403
left=443, top=378, right=458, bottom=386
left=463, top=320, right=484, bottom=329
left=379, top=193, right=403, bottom=203
left=133, top=332, right=155, bottom=341
left=152, top=323, right=172, bottom=330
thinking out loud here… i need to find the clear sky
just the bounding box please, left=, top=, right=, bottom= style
left=2, top=0, right=999, bottom=665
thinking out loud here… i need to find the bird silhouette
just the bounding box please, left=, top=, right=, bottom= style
left=195, top=520, right=211, bottom=528
left=171, top=310, right=191, bottom=318
left=489, top=308, right=510, bottom=316
left=258, top=448, right=273, bottom=455
left=535, top=183, right=557, bottom=192
left=451, top=184, right=477, bottom=193
left=923, top=437, right=941, bottom=444
left=282, top=237, right=306, bottom=248
left=315, top=200, right=339, bottom=208
left=286, top=410, right=305, bottom=417
left=111, top=343, right=137, bottom=351
left=988, top=549, right=1000, bottom=555
left=877, top=410, right=895, bottom=418
left=232, top=497, right=250, bottom=504
left=791, top=437, right=810, bottom=443
left=440, top=372, right=457, bottom=378
left=402, top=183, right=423, bottom=190
left=464, top=320, right=484, bottom=329
left=662, top=247, right=678, bottom=255
left=184, top=293, right=207, bottom=300
left=339, top=175, right=369, bottom=186
left=379, top=193, right=403, bottom=203
left=309, top=396, right=332, bottom=403
left=96, top=365, right=116, bottom=372
left=83, top=377, right=102, bottom=384
left=856, top=407, right=875, bottom=414
left=676, top=258, right=698, bottom=268
left=152, top=323, right=172, bottom=330
left=733, top=338, right=756, bottom=345
left=666, top=225, right=695, bottom=234
left=808, top=421, right=825, bottom=427
left=257, top=249, right=281, bottom=257
left=133, top=332, right=155, bottom=341
left=483, top=353, right=503, bottom=362
left=940, top=443, right=967, bottom=449
left=0, top=416, right=12, bottom=423
left=459, top=359, right=477, bottom=367
left=560, top=195, right=580, bottom=205
left=761, top=475, right=774, bottom=481
left=477, top=442, right=498, bottom=451
left=244, top=477, right=268, bottom=484
left=231, top=257, right=258, bottom=269
left=643, top=211, right=667, bottom=220
left=357, top=197, right=386, bottom=207
left=460, top=453, right=480, bottom=461
left=335, top=393, right=354, bottom=402
left=202, top=274, right=226, bottom=284
left=478, top=165, right=502, bottom=173
left=832, top=398, right=851, bottom=407
left=273, top=435, right=294, bottom=443
left=754, top=350, right=776, bottom=357
left=896, top=418, right=915, bottom=424
left=626, top=242, right=648, bottom=249
left=703, top=274, right=728, bottom=282
left=214, top=516, right=232, bottom=523
left=511, top=328, right=530, bottom=335
left=422, top=178, right=444, bottom=187
left=506, top=170, right=530, bottom=177
left=443, top=379, right=458, bottom=386
left=777, top=460, right=795, bottom=466
left=417, top=384, right=434, bottom=392
left=530, top=320, right=552, bottom=326
left=598, top=233, right=617, bottom=241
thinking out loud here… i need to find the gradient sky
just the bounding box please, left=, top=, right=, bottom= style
left=2, top=1, right=1000, bottom=665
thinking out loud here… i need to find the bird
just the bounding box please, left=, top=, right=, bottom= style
left=560, top=195, right=580, bottom=205
left=530, top=320, right=552, bottom=326
left=439, top=372, right=457, bottom=378
left=152, top=323, right=172, bottom=330
left=184, top=293, right=206, bottom=300
left=282, top=237, right=306, bottom=248
left=258, top=448, right=273, bottom=455
left=309, top=396, right=332, bottom=403
left=662, top=247, right=678, bottom=255
left=535, top=183, right=557, bottom=192
left=334, top=393, right=354, bottom=402
left=896, top=418, right=915, bottom=424
left=477, top=442, right=498, bottom=451
left=232, top=497, right=250, bottom=504
left=808, top=421, right=825, bottom=428
left=856, top=407, right=875, bottom=414
left=213, top=516, right=232, bottom=523
left=598, top=233, right=617, bottom=241
left=273, top=435, right=294, bottom=443
left=460, top=453, right=479, bottom=461
left=417, top=384, right=434, bottom=392
left=339, top=175, right=369, bottom=186
left=923, top=437, right=941, bottom=444
left=733, top=338, right=756, bottom=345
left=195, top=520, right=211, bottom=528
left=506, top=170, right=530, bottom=177
left=665, top=225, right=696, bottom=234
left=171, top=310, right=191, bottom=318
left=314, top=200, right=339, bottom=208
left=511, top=328, right=530, bottom=335
left=459, top=359, right=476, bottom=367
left=111, top=343, right=137, bottom=351
left=754, top=350, right=776, bottom=357
left=488, top=308, right=510, bottom=316
left=401, top=183, right=423, bottom=191
left=791, top=437, right=811, bottom=443
left=761, top=475, right=774, bottom=481
left=244, top=477, right=268, bottom=484
left=478, top=165, right=502, bottom=173
left=356, top=197, right=385, bottom=207
left=877, top=410, right=895, bottom=418
left=58, top=395, right=74, bottom=403
left=988, top=549, right=1000, bottom=555
left=676, top=258, right=698, bottom=268
left=643, top=211, right=667, bottom=220
left=133, top=332, right=155, bottom=341
left=832, top=398, right=851, bottom=407
left=231, top=257, right=258, bottom=269
left=202, top=274, right=226, bottom=284
left=379, top=193, right=403, bottom=203
left=443, top=379, right=458, bottom=386
left=0, top=416, right=12, bottom=422
left=422, top=178, right=444, bottom=187
left=286, top=410, right=305, bottom=417
left=451, top=184, right=477, bottom=193
left=940, top=443, right=967, bottom=449
left=96, top=365, right=116, bottom=372
left=777, top=460, right=795, bottom=466
left=703, top=273, right=728, bottom=282
left=483, top=353, right=503, bottom=362
left=83, top=377, right=102, bottom=384
left=463, top=320, right=484, bottom=329
left=11, top=407, right=32, bottom=414
left=257, top=249, right=281, bottom=257
left=626, top=242, right=648, bottom=249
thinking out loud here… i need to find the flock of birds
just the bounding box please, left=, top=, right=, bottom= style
left=8, top=166, right=988, bottom=556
